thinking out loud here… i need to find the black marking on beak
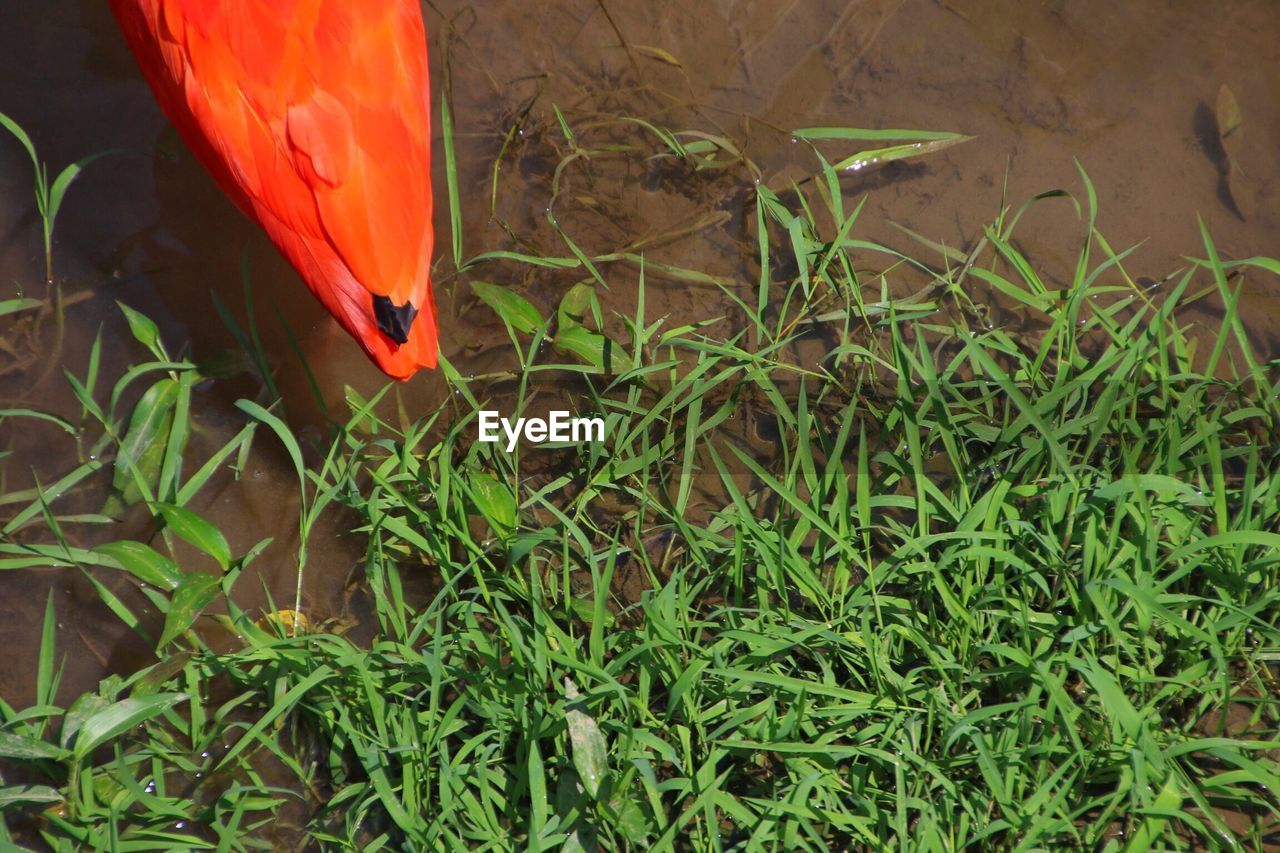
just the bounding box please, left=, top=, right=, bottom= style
left=373, top=294, right=418, bottom=345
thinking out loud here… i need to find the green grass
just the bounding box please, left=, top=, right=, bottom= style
left=0, top=105, right=1279, bottom=851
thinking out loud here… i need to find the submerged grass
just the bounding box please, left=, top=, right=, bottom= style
left=0, top=103, right=1278, bottom=851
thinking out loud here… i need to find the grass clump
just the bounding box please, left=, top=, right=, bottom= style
left=0, top=107, right=1278, bottom=851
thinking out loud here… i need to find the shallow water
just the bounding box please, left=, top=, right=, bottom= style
left=1, top=0, right=1278, bottom=702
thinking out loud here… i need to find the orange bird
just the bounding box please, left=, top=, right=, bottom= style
left=108, top=0, right=438, bottom=379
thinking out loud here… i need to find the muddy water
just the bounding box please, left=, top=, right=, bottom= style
left=0, top=0, right=1278, bottom=702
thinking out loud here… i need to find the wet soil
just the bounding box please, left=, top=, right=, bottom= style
left=1, top=0, right=1278, bottom=703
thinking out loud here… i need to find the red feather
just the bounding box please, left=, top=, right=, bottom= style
left=109, top=0, right=437, bottom=379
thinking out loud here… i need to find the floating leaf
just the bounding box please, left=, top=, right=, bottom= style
left=131, top=651, right=195, bottom=697
left=789, top=128, right=973, bottom=176
left=0, top=408, right=76, bottom=435
left=557, top=281, right=595, bottom=325
left=793, top=127, right=966, bottom=142
left=0, top=785, right=63, bottom=809
left=109, top=379, right=179, bottom=510
left=829, top=136, right=974, bottom=174
left=1213, top=83, right=1248, bottom=218
left=0, top=298, right=43, bottom=318
left=634, top=44, right=682, bottom=67
left=0, top=732, right=68, bottom=762
left=1215, top=83, right=1245, bottom=178
left=154, top=503, right=231, bottom=570
left=471, top=281, right=543, bottom=335
left=117, top=301, right=167, bottom=360
left=1215, top=83, right=1242, bottom=143
left=70, top=693, right=189, bottom=759
left=60, top=693, right=112, bottom=751
left=553, top=325, right=614, bottom=372
left=93, top=540, right=183, bottom=591
left=158, top=573, right=222, bottom=647
left=551, top=282, right=617, bottom=370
